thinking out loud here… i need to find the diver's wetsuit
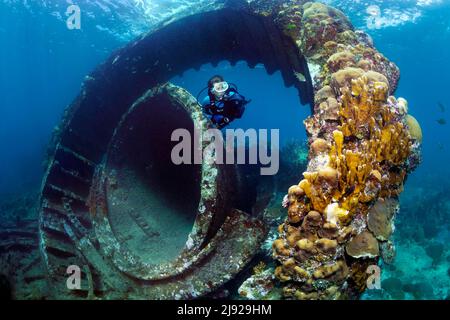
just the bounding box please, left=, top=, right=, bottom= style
left=202, top=87, right=250, bottom=129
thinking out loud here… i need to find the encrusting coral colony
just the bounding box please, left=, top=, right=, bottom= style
left=26, top=0, right=421, bottom=300
left=271, top=2, right=422, bottom=299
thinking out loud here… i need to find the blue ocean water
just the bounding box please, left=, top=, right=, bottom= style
left=0, top=0, right=449, bottom=299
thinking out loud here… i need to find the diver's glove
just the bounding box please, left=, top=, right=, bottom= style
left=217, top=117, right=230, bottom=129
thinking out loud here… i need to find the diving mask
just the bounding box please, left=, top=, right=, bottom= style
left=212, top=81, right=229, bottom=95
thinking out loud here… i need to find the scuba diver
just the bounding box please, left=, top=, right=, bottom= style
left=198, top=75, right=251, bottom=129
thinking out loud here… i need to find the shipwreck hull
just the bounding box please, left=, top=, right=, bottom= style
left=39, top=0, right=421, bottom=299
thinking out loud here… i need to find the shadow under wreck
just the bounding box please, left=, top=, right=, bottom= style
left=38, top=0, right=422, bottom=299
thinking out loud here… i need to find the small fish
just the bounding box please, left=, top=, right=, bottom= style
left=344, top=185, right=356, bottom=197
left=437, top=142, right=444, bottom=151
left=437, top=118, right=446, bottom=125
left=294, top=72, right=306, bottom=82
left=438, top=102, right=445, bottom=112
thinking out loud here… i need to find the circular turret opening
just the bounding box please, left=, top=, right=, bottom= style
left=104, top=92, right=202, bottom=265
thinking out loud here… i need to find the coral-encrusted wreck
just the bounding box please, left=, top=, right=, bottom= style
left=39, top=0, right=421, bottom=299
